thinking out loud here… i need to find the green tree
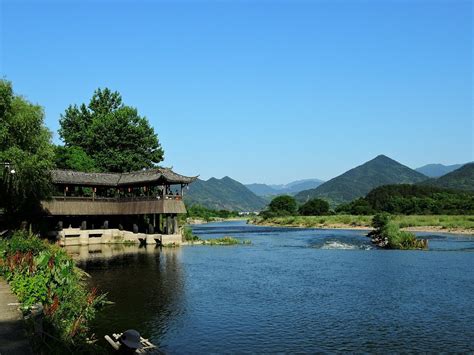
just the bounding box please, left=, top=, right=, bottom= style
left=267, top=195, right=298, bottom=216
left=298, top=198, right=330, bottom=216
left=59, top=88, right=164, bottom=172
left=54, top=146, right=97, bottom=172
left=0, top=80, right=54, bottom=225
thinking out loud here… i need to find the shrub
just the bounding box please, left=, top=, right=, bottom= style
left=182, top=226, right=200, bottom=241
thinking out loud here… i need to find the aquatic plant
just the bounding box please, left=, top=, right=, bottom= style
left=204, top=236, right=242, bottom=245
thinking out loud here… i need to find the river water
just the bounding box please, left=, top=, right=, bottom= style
left=71, top=221, right=474, bottom=353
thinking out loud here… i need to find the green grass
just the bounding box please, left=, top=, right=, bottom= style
left=251, top=215, right=474, bottom=232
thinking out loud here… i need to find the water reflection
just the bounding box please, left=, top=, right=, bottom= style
left=68, top=244, right=184, bottom=349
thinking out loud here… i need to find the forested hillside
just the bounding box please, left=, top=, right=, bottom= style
left=295, top=155, right=427, bottom=204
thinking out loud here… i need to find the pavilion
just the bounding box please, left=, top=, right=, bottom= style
left=41, top=168, right=197, bottom=245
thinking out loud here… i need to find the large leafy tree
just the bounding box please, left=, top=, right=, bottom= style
left=0, top=80, right=54, bottom=225
left=58, top=88, right=164, bottom=172
left=298, top=198, right=330, bottom=216
left=267, top=195, right=298, bottom=216
left=54, top=146, right=97, bottom=172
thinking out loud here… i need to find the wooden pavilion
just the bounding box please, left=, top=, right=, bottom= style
left=41, top=168, right=197, bottom=245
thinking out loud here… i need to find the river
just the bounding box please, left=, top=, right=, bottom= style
left=71, top=221, right=474, bottom=353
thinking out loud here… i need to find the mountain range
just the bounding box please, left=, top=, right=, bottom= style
left=184, top=176, right=267, bottom=211
left=420, top=163, right=474, bottom=191
left=184, top=156, right=473, bottom=211
left=415, top=163, right=464, bottom=178
left=294, top=155, right=428, bottom=204
left=246, top=178, right=324, bottom=197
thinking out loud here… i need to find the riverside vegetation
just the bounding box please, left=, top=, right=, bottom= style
left=186, top=204, right=240, bottom=222
left=254, top=186, right=474, bottom=234
left=252, top=214, right=474, bottom=232
left=0, top=230, right=107, bottom=352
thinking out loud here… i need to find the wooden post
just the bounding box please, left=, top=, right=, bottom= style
left=173, top=215, right=178, bottom=234
left=166, top=215, right=172, bottom=235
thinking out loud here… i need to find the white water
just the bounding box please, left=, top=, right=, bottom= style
left=321, top=240, right=373, bottom=250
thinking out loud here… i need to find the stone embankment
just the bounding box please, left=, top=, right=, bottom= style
left=56, top=227, right=183, bottom=246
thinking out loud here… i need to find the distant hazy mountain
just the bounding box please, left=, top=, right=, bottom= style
left=295, top=155, right=428, bottom=204
left=415, top=163, right=464, bottom=178
left=419, top=163, right=474, bottom=191
left=185, top=176, right=267, bottom=211
left=245, top=183, right=280, bottom=196
left=246, top=178, right=324, bottom=196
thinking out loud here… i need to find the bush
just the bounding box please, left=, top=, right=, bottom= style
left=0, top=231, right=106, bottom=348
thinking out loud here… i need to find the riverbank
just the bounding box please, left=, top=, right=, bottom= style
left=186, top=217, right=248, bottom=225
left=250, top=215, right=474, bottom=235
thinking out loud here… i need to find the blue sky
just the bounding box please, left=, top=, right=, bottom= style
left=1, top=0, right=472, bottom=184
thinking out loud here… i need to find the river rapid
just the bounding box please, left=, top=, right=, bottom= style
left=71, top=221, right=474, bottom=353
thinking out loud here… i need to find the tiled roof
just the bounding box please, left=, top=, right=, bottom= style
left=51, top=168, right=197, bottom=186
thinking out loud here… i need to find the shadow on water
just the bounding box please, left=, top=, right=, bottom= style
left=69, top=244, right=184, bottom=350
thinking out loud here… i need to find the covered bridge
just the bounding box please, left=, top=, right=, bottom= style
left=41, top=168, right=197, bottom=243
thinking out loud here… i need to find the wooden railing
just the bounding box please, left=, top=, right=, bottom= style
left=52, top=195, right=183, bottom=202
left=43, top=196, right=186, bottom=215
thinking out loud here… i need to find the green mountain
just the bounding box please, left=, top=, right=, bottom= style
left=419, top=163, right=474, bottom=191
left=185, top=176, right=267, bottom=211
left=295, top=155, right=428, bottom=204
left=415, top=163, right=464, bottom=178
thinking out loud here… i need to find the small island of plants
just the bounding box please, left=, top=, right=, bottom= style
left=183, top=226, right=251, bottom=245
left=368, top=213, right=428, bottom=250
